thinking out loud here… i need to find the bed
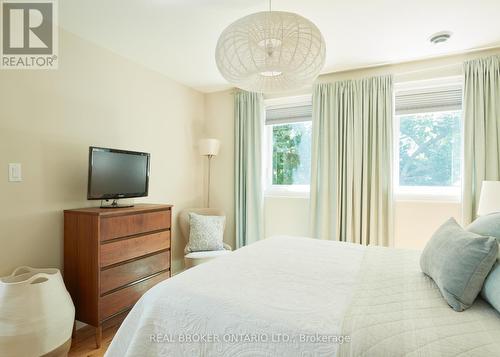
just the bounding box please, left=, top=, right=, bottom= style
left=106, top=236, right=500, bottom=357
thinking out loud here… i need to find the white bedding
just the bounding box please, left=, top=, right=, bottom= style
left=106, top=236, right=365, bottom=356
left=106, top=236, right=500, bottom=357
left=338, top=246, right=500, bottom=357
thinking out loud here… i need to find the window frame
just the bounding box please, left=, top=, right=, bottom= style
left=264, top=95, right=312, bottom=198
left=393, top=77, right=464, bottom=202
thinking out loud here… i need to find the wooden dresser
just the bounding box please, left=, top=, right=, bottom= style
left=63, top=204, right=172, bottom=347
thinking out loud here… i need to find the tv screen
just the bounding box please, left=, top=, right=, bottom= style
left=87, top=147, right=150, bottom=200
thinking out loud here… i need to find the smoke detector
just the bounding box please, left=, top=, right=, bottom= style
left=429, top=31, right=452, bottom=44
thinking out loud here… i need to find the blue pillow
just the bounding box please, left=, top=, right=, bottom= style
left=467, top=212, right=500, bottom=244
left=482, top=263, right=500, bottom=312
left=467, top=212, right=500, bottom=313
left=420, top=218, right=498, bottom=311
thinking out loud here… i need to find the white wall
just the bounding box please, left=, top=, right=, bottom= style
left=205, top=48, right=500, bottom=249
left=263, top=197, right=461, bottom=250
left=264, top=197, right=310, bottom=238
left=0, top=30, right=205, bottom=276
left=203, top=90, right=236, bottom=249
left=394, top=200, right=462, bottom=249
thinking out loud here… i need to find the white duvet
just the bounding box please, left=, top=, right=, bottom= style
left=106, top=236, right=500, bottom=357
left=338, top=246, right=500, bottom=357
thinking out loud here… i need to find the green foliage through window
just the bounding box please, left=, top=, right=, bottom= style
left=398, top=111, right=462, bottom=187
left=272, top=122, right=312, bottom=185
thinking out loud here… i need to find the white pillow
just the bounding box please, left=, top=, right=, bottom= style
left=185, top=213, right=225, bottom=253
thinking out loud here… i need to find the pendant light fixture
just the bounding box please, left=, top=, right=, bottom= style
left=215, top=0, right=326, bottom=93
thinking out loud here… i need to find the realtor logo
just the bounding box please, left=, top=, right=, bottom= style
left=1, top=0, right=58, bottom=69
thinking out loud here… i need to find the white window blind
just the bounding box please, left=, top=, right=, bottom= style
left=395, top=86, right=462, bottom=115
left=265, top=104, right=312, bottom=125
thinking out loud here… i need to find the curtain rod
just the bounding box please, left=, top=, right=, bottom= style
left=316, top=61, right=463, bottom=81
left=393, top=61, right=463, bottom=77
left=228, top=53, right=499, bottom=95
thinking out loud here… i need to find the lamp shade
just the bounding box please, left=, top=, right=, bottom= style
left=199, top=139, right=220, bottom=156
left=215, top=11, right=326, bottom=93
left=477, top=181, right=500, bottom=216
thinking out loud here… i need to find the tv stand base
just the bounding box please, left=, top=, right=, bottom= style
left=100, top=199, right=134, bottom=209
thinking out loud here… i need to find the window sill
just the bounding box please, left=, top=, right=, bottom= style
left=264, top=185, right=310, bottom=199
left=394, top=186, right=461, bottom=203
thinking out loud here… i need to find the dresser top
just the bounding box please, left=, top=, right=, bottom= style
left=64, top=204, right=172, bottom=217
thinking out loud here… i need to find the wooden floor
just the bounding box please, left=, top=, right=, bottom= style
left=68, top=315, right=124, bottom=357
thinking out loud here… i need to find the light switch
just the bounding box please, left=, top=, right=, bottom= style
left=8, top=163, right=22, bottom=182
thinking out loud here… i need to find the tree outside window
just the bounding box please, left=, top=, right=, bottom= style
left=271, top=122, right=312, bottom=185
left=398, top=110, right=462, bottom=188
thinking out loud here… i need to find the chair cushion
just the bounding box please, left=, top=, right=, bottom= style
left=466, top=212, right=500, bottom=313
left=184, top=250, right=231, bottom=269
left=420, top=217, right=498, bottom=311
left=185, top=213, right=225, bottom=253
left=185, top=250, right=231, bottom=259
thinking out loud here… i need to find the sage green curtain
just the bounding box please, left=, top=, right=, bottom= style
left=309, top=76, right=393, bottom=246
left=234, top=90, right=264, bottom=248
left=463, top=56, right=500, bottom=224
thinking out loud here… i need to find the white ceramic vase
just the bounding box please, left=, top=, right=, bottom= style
left=0, top=266, right=75, bottom=357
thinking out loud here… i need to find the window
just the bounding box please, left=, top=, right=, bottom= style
left=394, top=79, right=463, bottom=200
left=265, top=96, right=312, bottom=196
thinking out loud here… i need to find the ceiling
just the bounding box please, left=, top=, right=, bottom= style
left=60, top=0, right=500, bottom=93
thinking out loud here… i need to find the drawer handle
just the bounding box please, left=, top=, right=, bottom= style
left=100, top=269, right=169, bottom=297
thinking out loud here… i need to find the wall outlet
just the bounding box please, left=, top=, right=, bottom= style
left=8, top=163, right=22, bottom=182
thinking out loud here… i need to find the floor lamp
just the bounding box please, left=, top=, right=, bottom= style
left=199, top=138, right=220, bottom=208
left=477, top=181, right=500, bottom=216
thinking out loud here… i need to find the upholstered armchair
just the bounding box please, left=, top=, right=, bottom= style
left=179, top=208, right=232, bottom=269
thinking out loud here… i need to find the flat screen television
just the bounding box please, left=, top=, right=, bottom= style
left=87, top=147, right=150, bottom=208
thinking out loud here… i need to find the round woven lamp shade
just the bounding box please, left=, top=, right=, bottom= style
left=215, top=11, right=326, bottom=93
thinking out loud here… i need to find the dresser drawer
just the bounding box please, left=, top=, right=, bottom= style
left=100, top=271, right=169, bottom=321
left=100, top=251, right=170, bottom=295
left=100, top=210, right=171, bottom=241
left=100, top=231, right=170, bottom=267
